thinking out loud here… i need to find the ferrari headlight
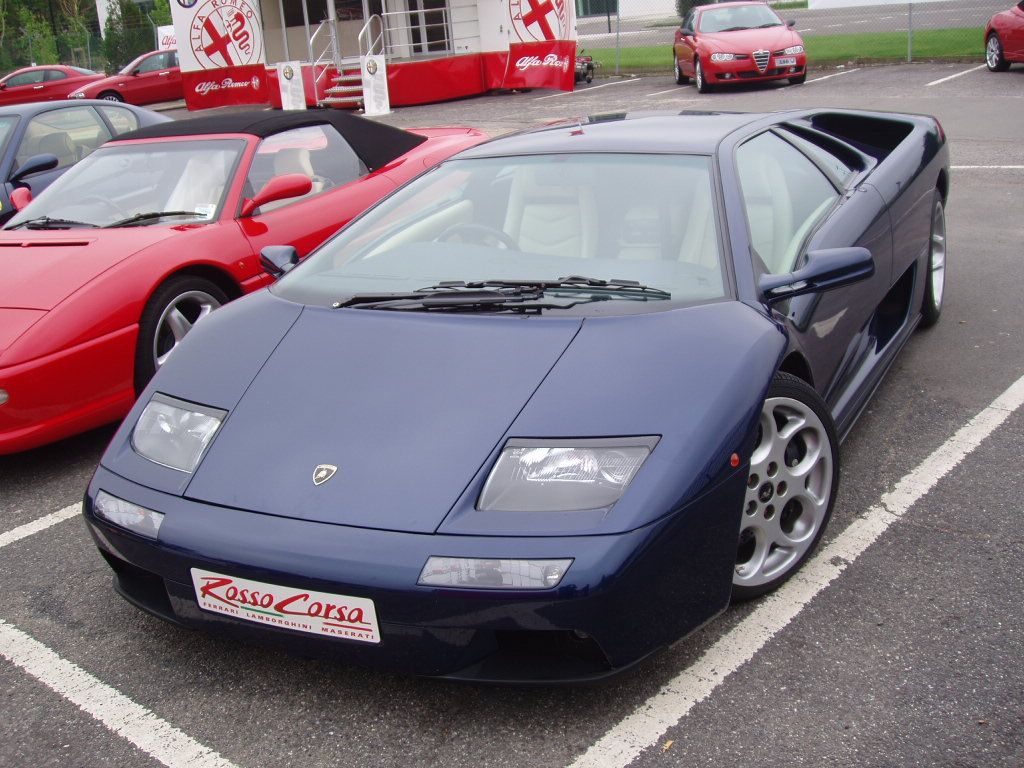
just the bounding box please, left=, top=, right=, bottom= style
left=94, top=490, right=164, bottom=539
left=478, top=437, right=658, bottom=512
left=710, top=53, right=736, bottom=62
left=131, top=394, right=226, bottom=473
left=783, top=45, right=804, bottom=55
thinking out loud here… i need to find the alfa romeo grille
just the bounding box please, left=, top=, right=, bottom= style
left=753, top=49, right=770, bottom=72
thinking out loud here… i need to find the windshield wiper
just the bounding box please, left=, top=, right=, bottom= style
left=335, top=285, right=544, bottom=310
left=9, top=216, right=98, bottom=230
left=105, top=211, right=204, bottom=228
left=757, top=22, right=782, bottom=28
left=426, top=275, right=672, bottom=299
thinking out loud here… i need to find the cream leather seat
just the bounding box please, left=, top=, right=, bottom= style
left=503, top=165, right=598, bottom=259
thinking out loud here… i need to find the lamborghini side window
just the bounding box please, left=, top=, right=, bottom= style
left=736, top=131, right=839, bottom=275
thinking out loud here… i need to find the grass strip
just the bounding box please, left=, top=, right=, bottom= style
left=587, top=27, right=984, bottom=74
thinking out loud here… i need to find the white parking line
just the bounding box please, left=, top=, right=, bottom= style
left=0, top=619, right=238, bottom=768
left=952, top=165, right=1024, bottom=170
left=568, top=372, right=1024, bottom=768
left=647, top=87, right=695, bottom=97
left=534, top=78, right=642, bottom=99
left=805, top=68, right=861, bottom=84
left=0, top=503, right=80, bottom=549
left=927, top=64, right=987, bottom=87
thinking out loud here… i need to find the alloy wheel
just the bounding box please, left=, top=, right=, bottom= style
left=929, top=198, right=946, bottom=311
left=152, top=290, right=222, bottom=369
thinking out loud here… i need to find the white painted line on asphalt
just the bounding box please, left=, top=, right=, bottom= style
left=534, top=78, right=642, bottom=99
left=927, top=64, right=987, bottom=87
left=952, top=165, right=1024, bottom=170
left=0, top=503, right=80, bottom=549
left=797, top=28, right=813, bottom=33
left=567, top=372, right=1024, bottom=768
left=647, top=87, right=695, bottom=97
left=0, top=619, right=238, bottom=768
left=805, top=68, right=861, bottom=84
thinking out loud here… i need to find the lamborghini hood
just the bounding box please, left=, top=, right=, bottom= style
left=0, top=227, right=182, bottom=310
left=182, top=305, right=583, bottom=533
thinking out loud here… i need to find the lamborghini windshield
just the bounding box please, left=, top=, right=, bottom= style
left=275, top=153, right=726, bottom=313
left=5, top=138, right=244, bottom=229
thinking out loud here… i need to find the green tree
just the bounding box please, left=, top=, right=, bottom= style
left=676, top=0, right=698, bottom=22
left=151, top=0, right=172, bottom=26
left=103, top=0, right=152, bottom=71
left=19, top=6, right=59, bottom=65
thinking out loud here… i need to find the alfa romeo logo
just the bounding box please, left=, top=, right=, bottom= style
left=177, top=0, right=198, bottom=7
left=313, top=464, right=338, bottom=486
left=189, top=0, right=264, bottom=69
left=509, top=0, right=566, bottom=43
left=282, top=65, right=294, bottom=80
left=366, top=59, right=378, bottom=76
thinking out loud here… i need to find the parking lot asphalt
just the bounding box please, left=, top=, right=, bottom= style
left=2, top=62, right=1023, bottom=767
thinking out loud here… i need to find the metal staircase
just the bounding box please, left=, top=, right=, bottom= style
left=310, top=20, right=363, bottom=109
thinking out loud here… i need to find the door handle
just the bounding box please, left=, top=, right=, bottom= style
left=33, top=85, right=45, bottom=89
left=159, top=71, right=169, bottom=76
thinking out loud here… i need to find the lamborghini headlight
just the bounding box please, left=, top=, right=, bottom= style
left=710, top=53, right=736, bottom=62
left=131, top=394, right=226, bottom=473
left=783, top=45, right=805, bottom=55
left=478, top=437, right=658, bottom=512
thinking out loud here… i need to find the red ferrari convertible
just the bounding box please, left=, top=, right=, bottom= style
left=673, top=1, right=807, bottom=93
left=986, top=2, right=1024, bottom=71
left=0, top=111, right=486, bottom=453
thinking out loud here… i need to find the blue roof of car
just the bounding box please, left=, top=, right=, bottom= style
left=456, top=110, right=782, bottom=158
left=0, top=99, right=164, bottom=120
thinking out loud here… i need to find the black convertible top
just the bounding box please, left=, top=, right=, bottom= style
left=115, top=109, right=426, bottom=172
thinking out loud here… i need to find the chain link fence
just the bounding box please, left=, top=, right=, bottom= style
left=578, top=0, right=1000, bottom=74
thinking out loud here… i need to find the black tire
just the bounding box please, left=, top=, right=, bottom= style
left=695, top=60, right=713, bottom=93
left=134, top=275, right=228, bottom=393
left=986, top=33, right=1010, bottom=72
left=99, top=91, right=124, bottom=102
left=732, top=372, right=839, bottom=602
left=919, top=190, right=947, bottom=328
left=674, top=55, right=689, bottom=85
left=789, top=73, right=807, bottom=85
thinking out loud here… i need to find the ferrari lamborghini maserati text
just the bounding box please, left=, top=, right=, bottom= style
left=191, top=569, right=381, bottom=642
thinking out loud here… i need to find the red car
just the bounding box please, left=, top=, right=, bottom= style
left=68, top=49, right=182, bottom=105
left=0, top=65, right=104, bottom=106
left=673, top=1, right=807, bottom=93
left=0, top=110, right=486, bottom=453
left=986, top=1, right=1024, bottom=71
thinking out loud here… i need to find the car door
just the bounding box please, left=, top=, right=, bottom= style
left=675, top=9, right=699, bottom=77
left=121, top=52, right=171, bottom=104
left=734, top=128, right=894, bottom=418
left=237, top=125, right=398, bottom=276
left=1008, top=1, right=1024, bottom=58
left=153, top=51, right=183, bottom=102
left=0, top=70, right=48, bottom=106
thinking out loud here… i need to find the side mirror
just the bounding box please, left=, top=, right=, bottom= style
left=260, top=245, right=300, bottom=278
left=10, top=187, right=33, bottom=211
left=10, top=153, right=59, bottom=184
left=787, top=19, right=796, bottom=28
left=759, top=247, right=874, bottom=304
left=680, top=26, right=694, bottom=36
left=0, top=82, right=7, bottom=90
left=240, top=173, right=313, bottom=217
left=131, top=68, right=141, bottom=76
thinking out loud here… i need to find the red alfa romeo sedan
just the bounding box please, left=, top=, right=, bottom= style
left=673, top=1, right=807, bottom=93
left=68, top=50, right=183, bottom=106
left=986, top=1, right=1024, bottom=71
left=0, top=65, right=104, bottom=106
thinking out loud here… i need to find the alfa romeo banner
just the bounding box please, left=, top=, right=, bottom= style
left=170, top=0, right=269, bottom=110
left=501, top=0, right=575, bottom=91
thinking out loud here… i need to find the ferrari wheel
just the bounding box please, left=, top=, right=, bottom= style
left=919, top=191, right=946, bottom=328
left=134, top=275, right=228, bottom=393
left=99, top=91, right=124, bottom=102
left=674, top=55, right=689, bottom=85
left=986, top=33, right=1010, bottom=72
left=733, top=372, right=838, bottom=601
left=695, top=60, right=713, bottom=93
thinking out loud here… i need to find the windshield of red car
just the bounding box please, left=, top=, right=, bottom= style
left=699, top=4, right=783, bottom=33
left=274, top=153, right=727, bottom=312
left=5, top=138, right=245, bottom=229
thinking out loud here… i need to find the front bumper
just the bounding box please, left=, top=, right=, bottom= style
left=705, top=53, right=807, bottom=85
left=85, top=463, right=745, bottom=683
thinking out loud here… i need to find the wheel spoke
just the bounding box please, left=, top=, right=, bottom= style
left=165, top=307, right=193, bottom=342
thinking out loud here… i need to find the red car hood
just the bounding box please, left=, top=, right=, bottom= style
left=0, top=227, right=178, bottom=311
left=700, top=27, right=801, bottom=53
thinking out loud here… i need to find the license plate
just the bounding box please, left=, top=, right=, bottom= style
left=775, top=57, right=797, bottom=67
left=191, top=568, right=380, bottom=644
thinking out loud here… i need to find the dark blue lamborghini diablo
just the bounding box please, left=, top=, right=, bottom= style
left=84, top=109, right=949, bottom=682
